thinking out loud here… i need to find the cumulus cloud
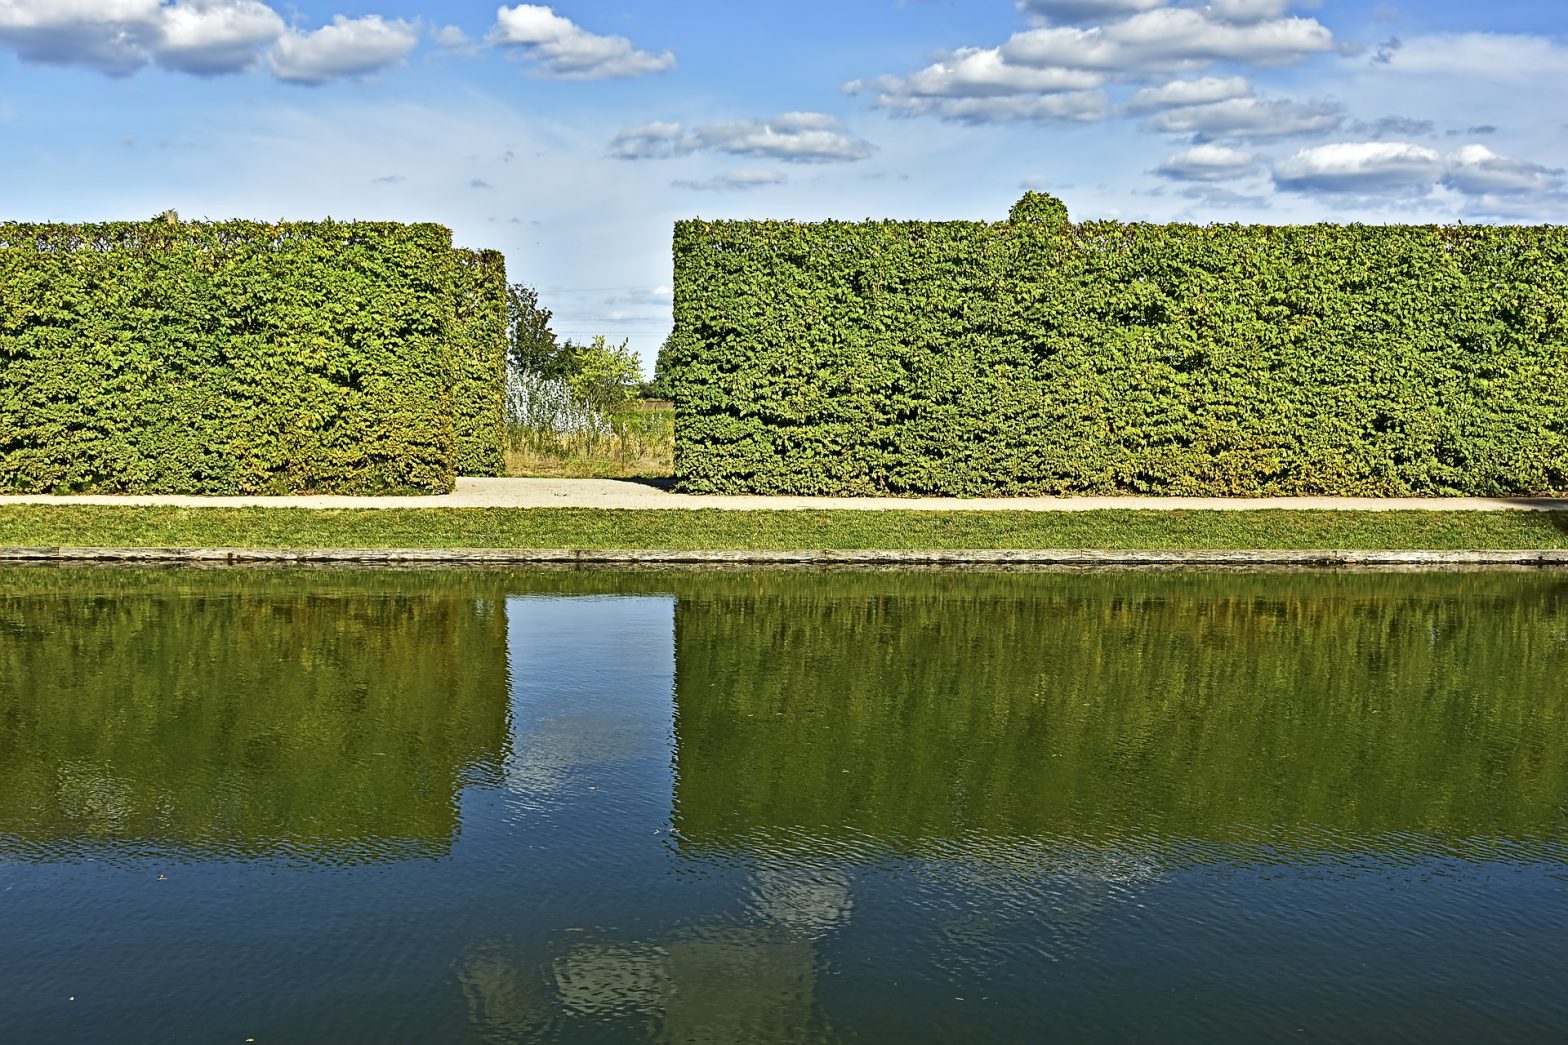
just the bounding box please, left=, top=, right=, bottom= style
left=0, top=0, right=285, bottom=76
left=850, top=48, right=1106, bottom=99
left=1001, top=9, right=1334, bottom=72
left=268, top=15, right=417, bottom=84
left=1126, top=75, right=1253, bottom=112
left=1017, top=0, right=1164, bottom=24
left=0, top=2, right=423, bottom=82
left=490, top=4, right=673, bottom=79
left=1143, top=96, right=1343, bottom=139
left=849, top=4, right=1332, bottom=126
left=1273, top=141, right=1564, bottom=200
left=1443, top=145, right=1564, bottom=196
left=610, top=113, right=873, bottom=164
left=1155, top=144, right=1258, bottom=181
left=1273, top=141, right=1444, bottom=193
left=155, top=0, right=284, bottom=74
left=671, top=170, right=789, bottom=192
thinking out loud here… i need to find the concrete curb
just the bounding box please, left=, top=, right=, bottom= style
left=5, top=547, right=1568, bottom=567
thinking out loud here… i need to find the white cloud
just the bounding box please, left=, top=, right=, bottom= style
left=1126, top=76, right=1253, bottom=112
left=1144, top=96, right=1342, bottom=139
left=1274, top=141, right=1444, bottom=194
left=268, top=15, right=418, bottom=85
left=490, top=4, right=673, bottom=80
left=1017, top=0, right=1164, bottom=24
left=851, top=5, right=1332, bottom=126
left=850, top=48, right=1105, bottom=100
left=671, top=170, right=789, bottom=192
left=156, top=1, right=283, bottom=74
left=607, top=121, right=686, bottom=160
left=610, top=113, right=874, bottom=164
left=1156, top=144, right=1258, bottom=181
left=0, top=0, right=285, bottom=76
left=1002, top=9, right=1334, bottom=72
left=1443, top=145, right=1564, bottom=196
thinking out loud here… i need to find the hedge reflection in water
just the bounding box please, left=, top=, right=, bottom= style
left=0, top=570, right=511, bottom=863
left=671, top=570, right=1568, bottom=863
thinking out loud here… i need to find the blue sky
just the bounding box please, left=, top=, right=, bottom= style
left=2, top=1, right=1565, bottom=364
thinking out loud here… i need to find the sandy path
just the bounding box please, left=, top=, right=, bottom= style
left=3, top=477, right=1567, bottom=512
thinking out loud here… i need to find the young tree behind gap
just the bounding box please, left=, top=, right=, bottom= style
left=507, top=283, right=573, bottom=379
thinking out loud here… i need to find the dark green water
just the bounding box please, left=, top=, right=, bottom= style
left=2, top=568, right=1567, bottom=1043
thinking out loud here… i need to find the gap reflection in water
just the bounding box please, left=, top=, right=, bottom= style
left=0, top=568, right=1566, bottom=1043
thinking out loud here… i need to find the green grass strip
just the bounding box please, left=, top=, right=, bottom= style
left=3, top=506, right=1568, bottom=551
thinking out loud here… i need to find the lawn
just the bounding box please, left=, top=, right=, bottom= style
left=3, top=506, right=1568, bottom=551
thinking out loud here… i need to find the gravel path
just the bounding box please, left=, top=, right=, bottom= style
left=4, top=477, right=1567, bottom=512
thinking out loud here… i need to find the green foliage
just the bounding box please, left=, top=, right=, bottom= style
left=1007, top=190, right=1070, bottom=226
left=566, top=335, right=642, bottom=412
left=452, top=249, right=509, bottom=478
left=506, top=282, right=573, bottom=379
left=0, top=219, right=509, bottom=494
left=667, top=193, right=1568, bottom=495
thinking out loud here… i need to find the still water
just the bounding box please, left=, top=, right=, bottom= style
left=2, top=567, right=1567, bottom=1042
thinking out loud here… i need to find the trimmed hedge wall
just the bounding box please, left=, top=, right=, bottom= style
left=667, top=194, right=1568, bottom=496
left=0, top=220, right=508, bottom=494
left=452, top=247, right=508, bottom=478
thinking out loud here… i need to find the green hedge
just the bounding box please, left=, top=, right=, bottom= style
left=452, top=248, right=509, bottom=478
left=0, top=220, right=508, bottom=494
left=667, top=194, right=1568, bottom=495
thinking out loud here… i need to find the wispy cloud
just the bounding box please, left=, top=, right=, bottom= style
left=671, top=170, right=789, bottom=192
left=611, top=113, right=873, bottom=164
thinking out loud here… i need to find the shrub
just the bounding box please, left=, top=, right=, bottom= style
left=665, top=194, right=1568, bottom=496
left=566, top=335, right=641, bottom=414
left=0, top=219, right=508, bottom=494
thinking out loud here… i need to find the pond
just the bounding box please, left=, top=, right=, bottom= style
left=2, top=567, right=1567, bottom=1042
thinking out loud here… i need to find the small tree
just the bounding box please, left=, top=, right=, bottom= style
left=507, top=283, right=573, bottom=379
left=567, top=336, right=642, bottom=414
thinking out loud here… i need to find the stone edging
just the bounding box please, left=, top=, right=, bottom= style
left=4, top=547, right=1568, bottom=566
